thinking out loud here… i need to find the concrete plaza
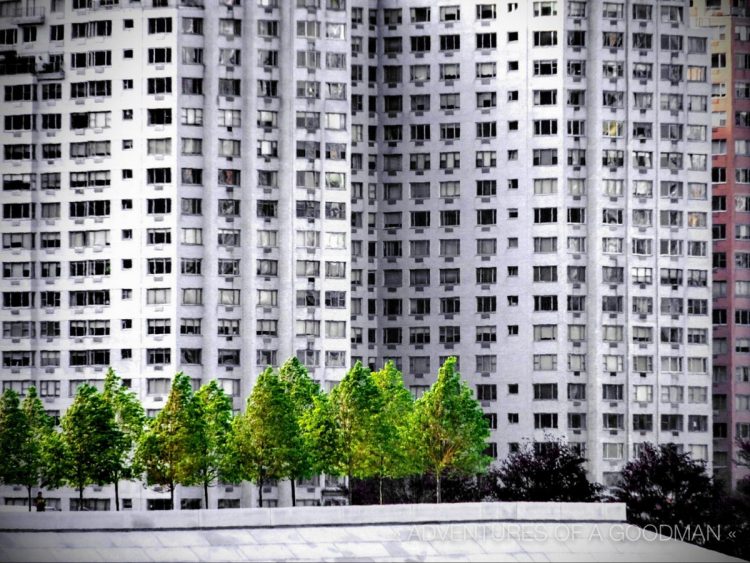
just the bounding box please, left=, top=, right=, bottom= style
left=0, top=503, right=740, bottom=562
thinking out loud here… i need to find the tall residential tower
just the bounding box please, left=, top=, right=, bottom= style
left=1, top=0, right=714, bottom=509
left=349, top=0, right=713, bottom=486
left=691, top=0, right=750, bottom=489
left=0, top=0, right=351, bottom=509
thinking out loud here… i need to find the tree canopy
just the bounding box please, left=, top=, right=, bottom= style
left=228, top=368, right=300, bottom=507
left=60, top=384, right=123, bottom=510
left=410, top=357, right=491, bottom=503
left=330, top=361, right=383, bottom=503
left=0, top=388, right=58, bottom=510
left=193, top=380, right=233, bottom=508
left=278, top=358, right=320, bottom=505
left=135, top=373, right=202, bottom=509
left=102, top=368, right=146, bottom=510
left=616, top=442, right=719, bottom=528
left=371, top=361, right=416, bottom=503
left=0, top=356, right=495, bottom=508
left=486, top=438, right=602, bottom=502
left=300, top=391, right=342, bottom=477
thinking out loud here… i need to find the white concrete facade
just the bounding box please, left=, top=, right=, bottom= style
left=349, top=0, right=713, bottom=486
left=0, top=0, right=714, bottom=509
left=0, top=0, right=350, bottom=509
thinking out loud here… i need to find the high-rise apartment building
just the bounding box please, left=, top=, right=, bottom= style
left=691, top=0, right=750, bottom=489
left=0, top=0, right=714, bottom=509
left=349, top=0, right=713, bottom=487
left=0, top=0, right=351, bottom=509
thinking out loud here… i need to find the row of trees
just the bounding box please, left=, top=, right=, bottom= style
left=495, top=440, right=750, bottom=561
left=347, top=438, right=748, bottom=559
left=4, top=355, right=747, bottom=558
left=0, top=369, right=146, bottom=511
left=382, top=438, right=747, bottom=561
left=0, top=356, right=491, bottom=509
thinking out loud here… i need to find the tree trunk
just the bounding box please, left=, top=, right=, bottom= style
left=27, top=485, right=31, bottom=512
left=379, top=456, right=384, bottom=505
left=436, top=471, right=442, bottom=504
left=170, top=481, right=175, bottom=510
left=203, top=481, right=209, bottom=510
left=115, top=479, right=120, bottom=511
left=290, top=477, right=296, bottom=507
left=258, top=476, right=264, bottom=508
left=348, top=473, right=353, bottom=505
left=79, top=484, right=84, bottom=511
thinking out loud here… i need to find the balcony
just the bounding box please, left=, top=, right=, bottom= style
left=34, top=61, right=64, bottom=80
left=4, top=5, right=45, bottom=25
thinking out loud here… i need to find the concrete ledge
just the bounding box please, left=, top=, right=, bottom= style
left=0, top=502, right=626, bottom=531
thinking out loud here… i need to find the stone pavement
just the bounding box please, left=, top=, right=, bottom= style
left=0, top=522, right=740, bottom=562
left=0, top=503, right=740, bottom=562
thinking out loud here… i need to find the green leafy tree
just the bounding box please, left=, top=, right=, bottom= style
left=19, top=388, right=65, bottom=509
left=228, top=368, right=300, bottom=507
left=0, top=389, right=29, bottom=504
left=40, top=429, right=68, bottom=495
left=101, top=368, right=145, bottom=511
left=410, top=357, right=491, bottom=503
left=279, top=357, right=321, bottom=413
left=193, top=380, right=233, bottom=509
left=330, top=361, right=383, bottom=504
left=371, top=361, right=416, bottom=504
left=0, top=389, right=56, bottom=510
left=616, top=442, right=720, bottom=529
left=278, top=357, right=320, bottom=506
left=485, top=438, right=602, bottom=502
left=61, top=384, right=123, bottom=511
left=300, top=391, right=342, bottom=482
left=22, top=388, right=63, bottom=483
left=135, top=373, right=202, bottom=509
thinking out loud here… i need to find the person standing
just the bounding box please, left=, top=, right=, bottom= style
left=34, top=492, right=46, bottom=512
